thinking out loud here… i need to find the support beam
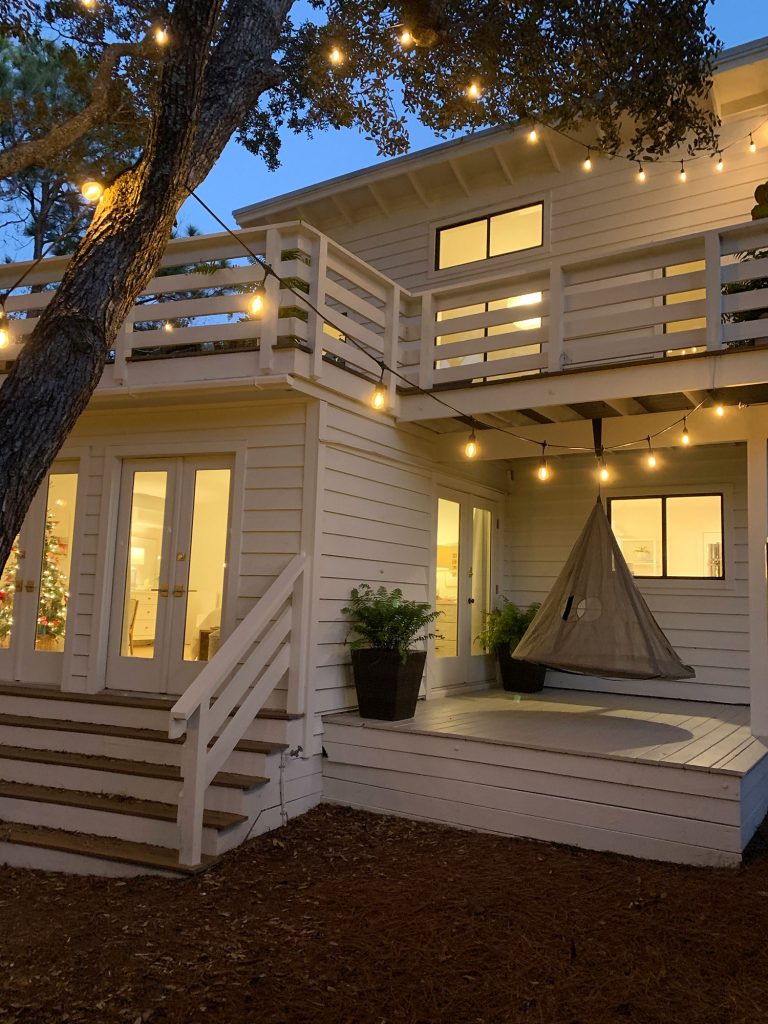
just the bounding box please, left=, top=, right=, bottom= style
left=406, top=171, right=431, bottom=208
left=604, top=398, right=648, bottom=417
left=747, top=431, right=768, bottom=739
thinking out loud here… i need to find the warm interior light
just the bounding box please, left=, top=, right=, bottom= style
left=81, top=180, right=103, bottom=202
left=329, top=47, right=344, bottom=65
left=465, top=429, right=478, bottom=459
left=399, top=29, right=413, bottom=46
left=154, top=27, right=168, bottom=44
left=466, top=82, right=482, bottom=100
left=371, top=384, right=386, bottom=410
left=528, top=127, right=538, bottom=143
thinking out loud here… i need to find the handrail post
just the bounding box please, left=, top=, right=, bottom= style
left=419, top=291, right=435, bottom=390
left=384, top=284, right=401, bottom=407
left=286, top=563, right=310, bottom=717
left=548, top=261, right=564, bottom=372
left=259, top=228, right=282, bottom=373
left=177, top=704, right=208, bottom=867
left=307, top=235, right=328, bottom=380
left=705, top=230, right=723, bottom=351
left=114, top=311, right=133, bottom=385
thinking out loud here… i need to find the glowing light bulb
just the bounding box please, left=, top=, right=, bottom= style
left=528, top=127, right=538, bottom=143
left=646, top=452, right=657, bottom=468
left=716, top=152, right=724, bottom=172
left=81, top=180, right=103, bottom=202
left=329, top=47, right=344, bottom=65
left=80, top=0, right=96, bottom=8
left=679, top=161, right=687, bottom=183
left=0, top=325, right=9, bottom=350
left=537, top=461, right=550, bottom=481
left=466, top=82, right=482, bottom=100
left=599, top=463, right=609, bottom=483
left=250, top=288, right=265, bottom=315
left=154, top=27, right=168, bottom=44
left=750, top=134, right=757, bottom=154
left=399, top=29, right=413, bottom=47
left=583, top=150, right=592, bottom=171
left=682, top=420, right=690, bottom=445
left=371, top=384, right=386, bottom=410
left=715, top=403, right=725, bottom=417
left=465, top=429, right=478, bottom=459
left=637, top=162, right=646, bottom=183
left=163, top=322, right=173, bottom=333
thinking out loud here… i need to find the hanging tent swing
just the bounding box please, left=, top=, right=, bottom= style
left=514, top=497, right=694, bottom=681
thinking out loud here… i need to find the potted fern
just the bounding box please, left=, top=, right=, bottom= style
left=476, top=599, right=545, bottom=693
left=342, top=584, right=441, bottom=720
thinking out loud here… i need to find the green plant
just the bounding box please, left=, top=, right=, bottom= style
left=342, top=584, right=441, bottom=659
left=476, top=599, right=540, bottom=656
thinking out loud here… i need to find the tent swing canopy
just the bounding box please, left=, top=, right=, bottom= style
left=513, top=498, right=695, bottom=681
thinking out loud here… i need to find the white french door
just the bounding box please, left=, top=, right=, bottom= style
left=106, top=456, right=234, bottom=695
left=432, top=490, right=497, bottom=693
left=0, top=464, right=80, bottom=686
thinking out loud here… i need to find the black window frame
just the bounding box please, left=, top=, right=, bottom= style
left=435, top=202, right=545, bottom=272
left=607, top=493, right=725, bottom=580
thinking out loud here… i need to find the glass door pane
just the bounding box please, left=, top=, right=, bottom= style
left=470, top=508, right=492, bottom=656
left=183, top=468, right=231, bottom=661
left=120, top=470, right=169, bottom=659
left=0, top=536, right=20, bottom=651
left=435, top=498, right=460, bottom=658
left=35, top=472, right=78, bottom=652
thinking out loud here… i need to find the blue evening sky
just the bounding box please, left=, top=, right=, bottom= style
left=183, top=1, right=768, bottom=234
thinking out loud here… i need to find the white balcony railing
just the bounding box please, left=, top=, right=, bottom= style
left=2, top=216, right=767, bottom=403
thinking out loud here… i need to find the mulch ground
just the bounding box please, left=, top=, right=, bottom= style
left=2, top=805, right=768, bottom=1024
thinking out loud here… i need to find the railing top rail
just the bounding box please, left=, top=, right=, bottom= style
left=169, top=551, right=306, bottom=733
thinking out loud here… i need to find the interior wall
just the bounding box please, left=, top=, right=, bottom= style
left=502, top=441, right=749, bottom=704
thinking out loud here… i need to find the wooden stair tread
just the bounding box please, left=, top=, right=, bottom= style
left=0, top=821, right=215, bottom=874
left=0, top=780, right=246, bottom=831
left=0, top=682, right=301, bottom=720
left=0, top=744, right=267, bottom=791
left=0, top=713, right=287, bottom=754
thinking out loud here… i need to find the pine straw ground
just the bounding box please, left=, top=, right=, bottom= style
left=3, top=806, right=768, bottom=1024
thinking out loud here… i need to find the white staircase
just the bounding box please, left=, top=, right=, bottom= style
left=0, top=683, right=300, bottom=876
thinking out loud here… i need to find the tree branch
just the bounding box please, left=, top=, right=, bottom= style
left=0, top=42, right=143, bottom=181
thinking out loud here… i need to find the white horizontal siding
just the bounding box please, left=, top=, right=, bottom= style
left=503, top=441, right=749, bottom=703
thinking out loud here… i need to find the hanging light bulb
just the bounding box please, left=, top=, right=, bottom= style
left=163, top=321, right=174, bottom=333
left=466, top=81, right=482, bottom=100
left=537, top=443, right=550, bottom=481
left=714, top=402, right=725, bottom=418
left=750, top=133, right=757, bottom=154
left=645, top=437, right=657, bottom=469
left=154, top=27, right=168, bottom=44
left=598, top=457, right=609, bottom=483
left=399, top=28, right=413, bottom=47
left=465, top=425, right=478, bottom=459
left=679, top=160, right=687, bottom=183
left=528, top=126, right=538, bottom=143
left=0, top=312, right=9, bottom=350
left=80, top=0, right=96, bottom=8
left=583, top=147, right=592, bottom=171
left=249, top=285, right=266, bottom=316
left=716, top=151, right=724, bottom=172
left=371, top=365, right=386, bottom=410
left=80, top=180, right=103, bottom=202
left=681, top=417, right=690, bottom=445
left=637, top=162, right=647, bottom=183
left=329, top=46, right=344, bottom=65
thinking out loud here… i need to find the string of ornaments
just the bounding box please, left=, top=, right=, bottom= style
left=0, top=5, right=761, bottom=484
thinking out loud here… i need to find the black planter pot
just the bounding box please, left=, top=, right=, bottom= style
left=498, top=647, right=546, bottom=693
left=351, top=648, right=427, bottom=721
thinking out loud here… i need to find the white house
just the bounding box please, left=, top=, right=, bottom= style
left=1, top=36, right=768, bottom=873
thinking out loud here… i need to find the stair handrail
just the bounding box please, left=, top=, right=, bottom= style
left=169, top=552, right=308, bottom=865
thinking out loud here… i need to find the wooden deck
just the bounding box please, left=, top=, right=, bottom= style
left=323, top=689, right=768, bottom=867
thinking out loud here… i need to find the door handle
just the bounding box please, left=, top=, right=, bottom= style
left=467, top=597, right=475, bottom=604
left=173, top=585, right=197, bottom=597
left=151, top=584, right=169, bottom=597
left=13, top=577, right=22, bottom=592
left=24, top=580, right=35, bottom=593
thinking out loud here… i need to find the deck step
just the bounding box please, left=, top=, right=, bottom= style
left=0, top=745, right=267, bottom=791
left=0, top=712, right=288, bottom=754
left=0, top=821, right=215, bottom=875
left=0, top=683, right=301, bottom=720
left=0, top=780, right=246, bottom=831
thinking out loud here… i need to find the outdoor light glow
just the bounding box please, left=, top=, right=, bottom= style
left=583, top=150, right=592, bottom=171
left=399, top=29, right=413, bottom=46
left=716, top=152, right=724, bottom=172
left=250, top=289, right=265, bottom=315
left=371, top=384, right=386, bottom=410
left=466, top=82, right=482, bottom=100
left=80, top=0, right=96, bottom=8
left=80, top=180, right=103, bottom=202
left=163, top=322, right=173, bottom=333
left=682, top=420, right=690, bottom=445
left=329, top=47, right=344, bottom=65
left=0, top=326, right=9, bottom=350
left=154, top=27, right=168, bottom=44
left=528, top=128, right=538, bottom=143
left=750, top=134, right=757, bottom=153
left=598, top=462, right=609, bottom=482
left=537, top=460, right=550, bottom=481
left=465, top=429, right=478, bottom=459
left=646, top=438, right=657, bottom=468
left=637, top=163, right=646, bottom=183
left=679, top=161, right=687, bottom=182
left=715, top=403, right=725, bottom=417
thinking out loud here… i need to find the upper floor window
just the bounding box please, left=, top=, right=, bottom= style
left=608, top=494, right=724, bottom=579
left=436, top=203, right=544, bottom=271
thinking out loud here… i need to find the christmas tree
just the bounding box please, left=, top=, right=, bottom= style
left=37, top=512, right=68, bottom=644
left=0, top=541, right=18, bottom=643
